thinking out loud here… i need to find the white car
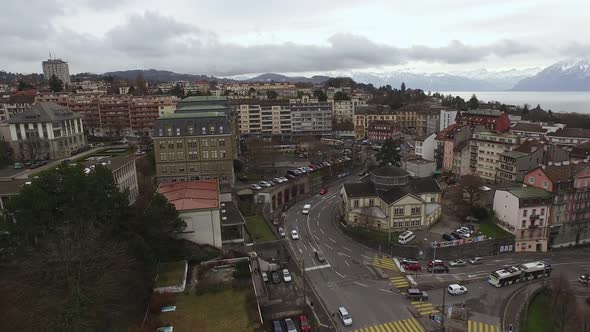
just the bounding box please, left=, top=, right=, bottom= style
left=282, top=269, right=292, bottom=282
left=456, top=229, right=471, bottom=238
left=250, top=184, right=262, bottom=190
left=338, top=306, right=353, bottom=326
left=258, top=181, right=272, bottom=188
left=278, top=227, right=286, bottom=238
left=479, top=186, right=492, bottom=191
left=280, top=177, right=289, bottom=182
left=291, top=230, right=299, bottom=240
left=302, top=204, right=311, bottom=215
left=448, top=284, right=468, bottom=295
left=273, top=177, right=283, bottom=184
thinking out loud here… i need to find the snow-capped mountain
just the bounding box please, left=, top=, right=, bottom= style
left=346, top=71, right=499, bottom=91
left=512, top=58, right=590, bottom=91
left=456, top=68, right=541, bottom=90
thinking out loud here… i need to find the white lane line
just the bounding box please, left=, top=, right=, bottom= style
left=328, top=237, right=337, bottom=243
left=301, top=241, right=308, bottom=250
left=378, top=288, right=391, bottom=293
left=361, top=254, right=371, bottom=259
left=324, top=244, right=334, bottom=250
left=335, top=271, right=346, bottom=279
left=319, top=228, right=325, bottom=234
left=353, top=282, right=368, bottom=287
left=344, top=260, right=351, bottom=267
left=305, top=264, right=331, bottom=271
left=338, top=252, right=352, bottom=258
left=342, top=246, right=352, bottom=252
left=313, top=234, right=321, bottom=241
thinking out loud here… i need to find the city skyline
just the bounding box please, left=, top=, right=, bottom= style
left=2, top=0, right=590, bottom=76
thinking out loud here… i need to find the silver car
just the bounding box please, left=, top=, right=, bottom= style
left=449, top=259, right=467, bottom=267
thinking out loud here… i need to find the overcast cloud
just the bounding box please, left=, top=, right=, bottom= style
left=1, top=0, right=588, bottom=76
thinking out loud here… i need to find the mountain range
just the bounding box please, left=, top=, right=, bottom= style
left=511, top=58, right=590, bottom=91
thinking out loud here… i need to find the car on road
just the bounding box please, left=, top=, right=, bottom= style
left=314, top=250, right=326, bottom=263
left=428, top=265, right=450, bottom=273
left=14, top=162, right=23, bottom=169
left=282, top=204, right=289, bottom=212
left=479, top=186, right=492, bottom=191
left=282, top=269, right=292, bottom=282
left=302, top=204, right=311, bottom=215
left=280, top=176, right=289, bottom=182
left=271, top=271, right=281, bottom=284
left=291, top=230, right=299, bottom=240
left=428, top=259, right=444, bottom=267
left=251, top=184, right=262, bottom=191
left=469, top=257, right=483, bottom=265
left=299, top=314, right=311, bottom=332
left=284, top=318, right=297, bottom=332
left=319, top=188, right=328, bottom=195
left=406, top=288, right=429, bottom=301
left=262, top=272, right=268, bottom=283
left=405, top=262, right=422, bottom=272
left=338, top=307, right=353, bottom=326
left=278, top=227, right=286, bottom=238
left=579, top=273, right=589, bottom=286
left=448, top=284, right=468, bottom=295
left=449, top=259, right=467, bottom=267
left=442, top=233, right=454, bottom=241
left=272, top=320, right=283, bottom=332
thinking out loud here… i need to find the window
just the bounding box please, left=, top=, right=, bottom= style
left=176, top=128, right=181, bottom=136
left=188, top=126, right=194, bottom=135
left=209, top=123, right=215, bottom=134
left=541, top=208, right=545, bottom=215
left=189, top=152, right=198, bottom=160
left=522, top=220, right=526, bottom=227
left=202, top=151, right=209, bottom=159
left=394, top=207, right=404, bottom=216
left=211, top=150, right=218, bottom=159
left=221, top=150, right=227, bottom=158
left=160, top=152, right=167, bottom=161
left=202, top=127, right=206, bottom=134
left=219, top=139, right=226, bottom=146
left=176, top=140, right=183, bottom=148
left=219, top=126, right=224, bottom=133
left=411, top=207, right=421, bottom=214
left=178, top=152, right=184, bottom=160
left=202, top=139, right=209, bottom=147
left=528, top=177, right=534, bottom=184
left=523, top=209, right=527, bottom=217
left=168, top=152, right=175, bottom=161
left=353, top=200, right=359, bottom=208
left=369, top=199, right=374, bottom=207
left=543, top=181, right=548, bottom=189
left=532, top=209, right=536, bottom=215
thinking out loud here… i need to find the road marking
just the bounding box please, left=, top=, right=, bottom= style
left=335, top=271, right=345, bottom=279
left=319, top=228, right=325, bottom=234
left=304, top=264, right=331, bottom=271
left=314, top=234, right=321, bottom=241
left=328, top=236, right=337, bottom=243
left=378, top=288, right=390, bottom=293
left=338, top=252, right=352, bottom=258
left=345, top=259, right=351, bottom=267
left=342, top=246, right=352, bottom=252
left=362, top=254, right=371, bottom=259
left=353, top=282, right=368, bottom=287
left=301, top=241, right=308, bottom=250
left=324, top=243, right=333, bottom=250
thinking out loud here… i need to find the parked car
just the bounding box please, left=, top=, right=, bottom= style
left=251, top=184, right=262, bottom=191
left=302, top=204, right=311, bottom=215
left=406, top=288, right=429, bottom=300
left=286, top=174, right=296, bottom=179
left=282, top=269, right=292, bottom=282
left=428, top=265, right=449, bottom=273
left=428, top=259, right=444, bottom=267
left=442, top=233, right=454, bottom=241
left=338, top=307, right=353, bottom=326
left=448, top=284, right=468, bottom=295
left=258, top=181, right=272, bottom=188
left=449, top=259, right=467, bottom=267
left=314, top=250, right=326, bottom=263
left=450, top=232, right=463, bottom=240
left=323, top=161, right=331, bottom=167
left=300, top=314, right=311, bottom=332
left=280, top=177, right=289, bottom=182
left=405, top=262, right=422, bottom=272
left=262, top=272, right=268, bottom=282
left=278, top=227, right=286, bottom=238
left=284, top=318, right=297, bottom=332
left=401, top=258, right=419, bottom=266
left=282, top=204, right=289, bottom=212
left=457, top=226, right=472, bottom=234
left=455, top=229, right=471, bottom=238
left=272, top=320, right=284, bottom=332
left=469, top=257, right=483, bottom=265
left=14, top=162, right=23, bottom=169
left=578, top=273, right=589, bottom=286
left=271, top=271, right=281, bottom=284
left=273, top=177, right=284, bottom=184
left=291, top=230, right=299, bottom=240
left=319, top=188, right=328, bottom=195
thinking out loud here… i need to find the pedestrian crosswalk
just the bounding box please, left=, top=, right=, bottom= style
left=390, top=276, right=409, bottom=289
left=468, top=320, right=500, bottom=332
left=373, top=256, right=399, bottom=271
left=353, top=318, right=424, bottom=332
left=410, top=300, right=439, bottom=316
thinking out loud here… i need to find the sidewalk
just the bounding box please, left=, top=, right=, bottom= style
left=502, top=282, right=544, bottom=332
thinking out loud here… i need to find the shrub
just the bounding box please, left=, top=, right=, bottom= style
left=472, top=207, right=490, bottom=220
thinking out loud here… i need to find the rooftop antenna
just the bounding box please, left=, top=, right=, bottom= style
left=49, top=50, right=52, bottom=60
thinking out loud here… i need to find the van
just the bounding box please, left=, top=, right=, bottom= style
left=398, top=231, right=415, bottom=245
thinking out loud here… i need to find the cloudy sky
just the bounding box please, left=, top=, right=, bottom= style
left=2, top=0, right=589, bottom=77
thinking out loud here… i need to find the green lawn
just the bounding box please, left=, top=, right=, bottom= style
left=155, top=261, right=187, bottom=288
left=245, top=215, right=277, bottom=242
left=477, top=219, right=513, bottom=239
left=345, top=226, right=400, bottom=246
left=524, top=290, right=552, bottom=332
left=160, top=289, right=256, bottom=332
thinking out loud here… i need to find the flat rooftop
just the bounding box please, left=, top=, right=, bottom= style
left=157, top=179, right=219, bottom=211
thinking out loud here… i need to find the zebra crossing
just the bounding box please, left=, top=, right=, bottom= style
left=390, top=276, right=410, bottom=289
left=410, top=300, right=439, bottom=316
left=372, top=256, right=398, bottom=271
left=353, top=318, right=424, bottom=332
left=468, top=320, right=500, bottom=332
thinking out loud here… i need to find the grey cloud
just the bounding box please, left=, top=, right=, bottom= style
left=1, top=0, right=62, bottom=40
left=561, top=42, right=590, bottom=57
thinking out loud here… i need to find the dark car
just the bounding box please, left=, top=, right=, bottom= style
left=450, top=232, right=463, bottom=240
left=428, top=265, right=449, bottom=273
left=314, top=250, right=326, bottom=263
left=272, top=320, right=284, bottom=332
left=406, top=288, right=429, bottom=300
left=282, top=204, right=289, bottom=212
left=579, top=273, right=589, bottom=286
left=442, top=233, right=454, bottom=241
left=271, top=271, right=281, bottom=284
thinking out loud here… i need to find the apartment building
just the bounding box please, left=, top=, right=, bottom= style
left=7, top=102, right=85, bottom=160
left=332, top=99, right=366, bottom=124
left=290, top=102, right=332, bottom=136
left=440, top=109, right=458, bottom=130
left=452, top=141, right=472, bottom=177
left=471, top=130, right=519, bottom=182
left=415, top=133, right=436, bottom=161
left=509, top=122, right=548, bottom=139
left=236, top=100, right=291, bottom=136
left=456, top=109, right=511, bottom=132
left=367, top=121, right=400, bottom=143
left=435, top=124, right=473, bottom=172
left=493, top=187, right=552, bottom=252
left=497, top=140, right=545, bottom=183
left=354, top=105, right=396, bottom=139
left=42, top=58, right=71, bottom=85
left=153, top=111, right=234, bottom=185
left=0, top=99, right=32, bottom=122
left=67, top=93, right=102, bottom=136
left=525, top=161, right=590, bottom=248
left=546, top=128, right=590, bottom=147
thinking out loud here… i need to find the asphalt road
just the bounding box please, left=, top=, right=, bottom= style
left=284, top=175, right=590, bottom=332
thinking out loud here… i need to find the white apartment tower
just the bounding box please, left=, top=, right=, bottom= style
left=42, top=58, right=71, bottom=85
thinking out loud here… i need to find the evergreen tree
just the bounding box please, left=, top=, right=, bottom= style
left=401, top=82, right=406, bottom=93
left=467, top=94, right=479, bottom=110
left=376, top=138, right=402, bottom=167
left=313, top=90, right=328, bottom=102
left=48, top=74, right=63, bottom=92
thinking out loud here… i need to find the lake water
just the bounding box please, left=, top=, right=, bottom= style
left=438, top=91, right=590, bottom=114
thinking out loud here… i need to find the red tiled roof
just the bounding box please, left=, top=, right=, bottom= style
left=542, top=162, right=590, bottom=183
left=157, top=179, right=219, bottom=211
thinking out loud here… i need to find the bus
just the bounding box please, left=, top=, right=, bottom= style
left=488, top=261, right=552, bottom=288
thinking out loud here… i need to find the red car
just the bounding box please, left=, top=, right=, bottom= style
left=300, top=314, right=311, bottom=332
left=405, top=262, right=422, bottom=272
left=319, top=188, right=328, bottom=195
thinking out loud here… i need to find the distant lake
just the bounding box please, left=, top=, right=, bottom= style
left=437, top=91, right=590, bottom=114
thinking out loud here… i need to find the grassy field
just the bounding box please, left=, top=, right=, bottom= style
left=161, top=289, right=256, bottom=332
left=155, top=261, right=187, bottom=288
left=524, top=290, right=552, bottom=332
left=345, top=226, right=400, bottom=246
left=245, top=215, right=277, bottom=242
left=477, top=219, right=513, bottom=239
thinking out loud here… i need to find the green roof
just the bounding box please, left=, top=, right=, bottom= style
left=506, top=187, right=552, bottom=199
left=177, top=104, right=228, bottom=112
left=159, top=111, right=226, bottom=119
left=500, top=151, right=529, bottom=158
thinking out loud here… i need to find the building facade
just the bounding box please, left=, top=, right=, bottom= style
left=42, top=58, right=71, bottom=85
left=415, top=133, right=436, bottom=161
left=367, top=121, right=400, bottom=143
left=455, top=109, right=511, bottom=132
left=8, top=102, right=85, bottom=160
left=290, top=102, right=332, bottom=136
left=471, top=131, right=519, bottom=182
left=440, top=109, right=458, bottom=130
left=82, top=155, right=139, bottom=204
left=546, top=128, right=590, bottom=147
left=493, top=187, right=552, bottom=252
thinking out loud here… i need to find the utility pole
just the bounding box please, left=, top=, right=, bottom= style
left=441, top=287, right=446, bottom=332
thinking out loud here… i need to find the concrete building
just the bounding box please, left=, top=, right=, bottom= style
left=367, top=121, right=400, bottom=143
left=8, top=102, right=85, bottom=160
left=525, top=161, right=590, bottom=248
left=456, top=109, right=511, bottom=132
left=290, top=102, right=332, bottom=136
left=332, top=100, right=355, bottom=124
left=340, top=166, right=442, bottom=232
left=414, top=133, right=436, bottom=161
left=493, top=187, right=552, bottom=252
left=435, top=124, right=473, bottom=172
left=153, top=110, right=234, bottom=186
left=471, top=130, right=520, bottom=182
left=236, top=101, right=291, bottom=137
left=440, top=109, right=458, bottom=130
left=402, top=158, right=436, bottom=178
left=81, top=155, right=140, bottom=204
left=497, top=140, right=545, bottom=183
left=452, top=141, right=472, bottom=177
left=42, top=58, right=71, bottom=85
left=546, top=128, right=590, bottom=147
left=509, top=122, right=548, bottom=139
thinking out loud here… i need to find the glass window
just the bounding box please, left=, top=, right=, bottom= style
left=353, top=200, right=359, bottom=208
left=523, top=209, right=527, bottom=217
left=528, top=177, right=534, bottom=184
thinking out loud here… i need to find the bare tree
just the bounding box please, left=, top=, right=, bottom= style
left=459, top=175, right=483, bottom=209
